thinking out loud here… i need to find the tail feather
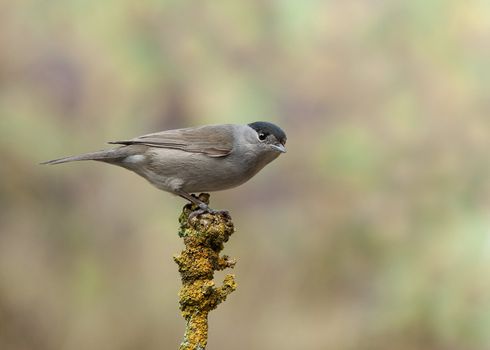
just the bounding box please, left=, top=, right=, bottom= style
left=40, top=149, right=120, bottom=165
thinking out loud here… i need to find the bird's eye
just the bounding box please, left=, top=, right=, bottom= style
left=258, top=132, right=267, bottom=141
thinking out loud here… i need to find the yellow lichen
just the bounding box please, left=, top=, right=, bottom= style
left=174, top=194, right=237, bottom=350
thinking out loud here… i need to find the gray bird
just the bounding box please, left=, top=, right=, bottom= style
left=42, top=121, right=287, bottom=212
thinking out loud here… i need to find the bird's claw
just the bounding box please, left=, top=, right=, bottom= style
left=188, top=205, right=230, bottom=221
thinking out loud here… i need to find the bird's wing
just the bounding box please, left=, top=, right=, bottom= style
left=108, top=125, right=234, bottom=158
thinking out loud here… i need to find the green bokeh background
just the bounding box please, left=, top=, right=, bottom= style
left=1, top=1, right=490, bottom=349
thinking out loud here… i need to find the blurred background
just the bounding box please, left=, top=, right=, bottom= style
left=1, top=1, right=490, bottom=349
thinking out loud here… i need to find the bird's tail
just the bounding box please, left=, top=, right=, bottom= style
left=40, top=149, right=122, bottom=165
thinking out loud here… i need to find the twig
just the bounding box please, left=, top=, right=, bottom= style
left=174, top=193, right=237, bottom=350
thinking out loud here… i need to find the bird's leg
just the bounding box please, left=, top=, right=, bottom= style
left=175, top=190, right=210, bottom=211
left=175, top=190, right=229, bottom=219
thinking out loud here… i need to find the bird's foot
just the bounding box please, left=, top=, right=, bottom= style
left=188, top=203, right=230, bottom=221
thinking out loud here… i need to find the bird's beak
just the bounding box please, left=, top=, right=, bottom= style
left=271, top=144, right=287, bottom=153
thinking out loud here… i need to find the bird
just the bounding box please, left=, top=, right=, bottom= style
left=42, top=121, right=287, bottom=213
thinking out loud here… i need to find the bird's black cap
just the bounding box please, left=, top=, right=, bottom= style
left=248, top=121, right=287, bottom=144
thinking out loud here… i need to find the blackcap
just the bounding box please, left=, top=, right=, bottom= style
left=42, top=121, right=287, bottom=212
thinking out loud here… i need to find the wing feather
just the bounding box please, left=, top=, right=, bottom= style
left=109, top=125, right=234, bottom=157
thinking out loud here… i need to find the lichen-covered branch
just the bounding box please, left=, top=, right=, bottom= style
left=174, top=193, right=237, bottom=350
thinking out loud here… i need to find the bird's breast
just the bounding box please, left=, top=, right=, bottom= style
left=132, top=147, right=274, bottom=193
